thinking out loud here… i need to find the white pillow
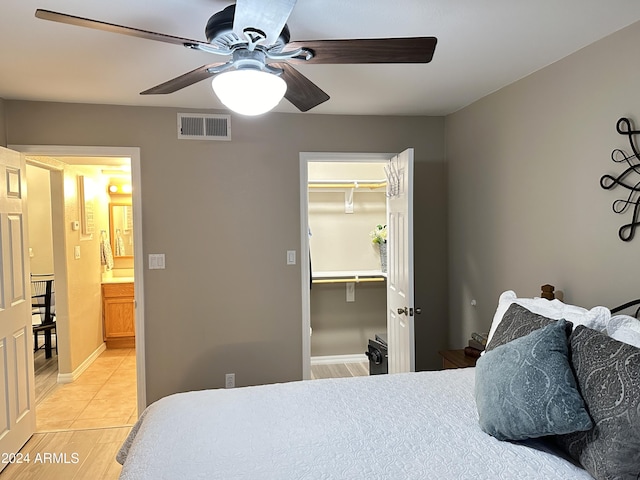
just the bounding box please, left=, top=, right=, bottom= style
left=606, top=314, right=640, bottom=348
left=486, top=290, right=611, bottom=346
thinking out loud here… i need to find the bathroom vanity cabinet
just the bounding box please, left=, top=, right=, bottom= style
left=102, top=281, right=135, bottom=348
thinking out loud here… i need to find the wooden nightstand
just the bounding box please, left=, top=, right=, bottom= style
left=438, top=349, right=478, bottom=369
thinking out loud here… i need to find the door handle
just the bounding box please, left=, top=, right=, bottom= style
left=397, top=307, right=408, bottom=315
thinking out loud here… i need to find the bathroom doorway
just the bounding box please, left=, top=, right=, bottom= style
left=13, top=144, right=146, bottom=427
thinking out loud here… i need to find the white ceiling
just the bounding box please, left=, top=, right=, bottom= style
left=2, top=0, right=640, bottom=116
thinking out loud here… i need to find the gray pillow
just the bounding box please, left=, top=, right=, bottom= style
left=555, top=326, right=640, bottom=480
left=475, top=319, right=592, bottom=441
left=485, top=302, right=558, bottom=352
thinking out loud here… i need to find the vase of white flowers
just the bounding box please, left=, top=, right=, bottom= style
left=370, top=224, right=387, bottom=273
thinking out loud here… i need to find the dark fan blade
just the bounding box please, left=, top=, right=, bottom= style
left=140, top=63, right=226, bottom=95
left=286, top=37, right=437, bottom=64
left=272, top=63, right=329, bottom=112
left=233, top=0, right=297, bottom=45
left=35, top=9, right=212, bottom=49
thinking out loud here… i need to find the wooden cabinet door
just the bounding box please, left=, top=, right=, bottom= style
left=102, top=283, right=135, bottom=348
left=104, top=297, right=135, bottom=338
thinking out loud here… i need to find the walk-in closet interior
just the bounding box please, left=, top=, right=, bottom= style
left=308, top=161, right=387, bottom=362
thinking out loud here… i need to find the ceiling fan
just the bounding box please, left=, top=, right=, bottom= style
left=35, top=0, right=437, bottom=115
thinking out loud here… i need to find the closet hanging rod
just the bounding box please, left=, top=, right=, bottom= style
left=308, top=180, right=387, bottom=190
left=312, top=277, right=386, bottom=285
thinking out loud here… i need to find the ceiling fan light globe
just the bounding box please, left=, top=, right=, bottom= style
left=212, top=69, right=287, bottom=116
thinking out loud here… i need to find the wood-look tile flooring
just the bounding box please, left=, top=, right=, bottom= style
left=34, top=342, right=62, bottom=406
left=0, top=426, right=131, bottom=480
left=310, top=361, right=369, bottom=379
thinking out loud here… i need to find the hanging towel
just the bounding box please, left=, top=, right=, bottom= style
left=101, top=239, right=114, bottom=270
left=115, top=233, right=125, bottom=257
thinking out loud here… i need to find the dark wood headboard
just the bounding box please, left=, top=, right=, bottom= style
left=610, top=299, right=640, bottom=316
left=541, top=283, right=640, bottom=317
left=540, top=284, right=555, bottom=300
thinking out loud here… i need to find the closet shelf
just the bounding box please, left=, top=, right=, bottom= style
left=308, top=179, right=387, bottom=191
left=312, top=270, right=387, bottom=284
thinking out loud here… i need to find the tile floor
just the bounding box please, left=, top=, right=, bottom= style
left=36, top=348, right=138, bottom=432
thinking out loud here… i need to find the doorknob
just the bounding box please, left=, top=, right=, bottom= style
left=415, top=307, right=422, bottom=314
left=397, top=307, right=408, bottom=315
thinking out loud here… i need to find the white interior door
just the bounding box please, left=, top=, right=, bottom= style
left=387, top=148, right=414, bottom=373
left=0, top=147, right=35, bottom=468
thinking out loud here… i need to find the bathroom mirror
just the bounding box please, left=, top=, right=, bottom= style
left=109, top=203, right=134, bottom=257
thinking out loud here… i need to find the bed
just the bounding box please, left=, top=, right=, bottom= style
left=117, top=287, right=640, bottom=480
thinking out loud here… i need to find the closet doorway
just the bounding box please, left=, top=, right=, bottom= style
left=300, top=150, right=415, bottom=379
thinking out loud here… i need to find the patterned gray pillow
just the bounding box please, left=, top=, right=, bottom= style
left=475, top=319, right=592, bottom=441
left=485, top=302, right=559, bottom=352
left=555, top=326, right=640, bottom=480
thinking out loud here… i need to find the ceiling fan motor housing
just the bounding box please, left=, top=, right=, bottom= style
left=205, top=5, right=290, bottom=50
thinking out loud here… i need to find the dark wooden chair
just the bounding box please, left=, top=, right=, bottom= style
left=31, top=276, right=56, bottom=359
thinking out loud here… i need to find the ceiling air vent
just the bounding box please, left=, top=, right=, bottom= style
left=177, top=113, right=231, bottom=141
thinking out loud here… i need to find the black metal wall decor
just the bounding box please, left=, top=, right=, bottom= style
left=600, top=117, right=640, bottom=242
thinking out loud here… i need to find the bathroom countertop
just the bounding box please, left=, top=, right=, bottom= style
left=101, top=276, right=135, bottom=284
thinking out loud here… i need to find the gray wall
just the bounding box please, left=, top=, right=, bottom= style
left=310, top=283, right=386, bottom=357
left=414, top=156, right=448, bottom=370
left=5, top=103, right=447, bottom=403
left=446, top=20, right=640, bottom=347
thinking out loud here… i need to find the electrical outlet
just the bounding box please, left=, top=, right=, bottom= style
left=225, top=373, right=235, bottom=389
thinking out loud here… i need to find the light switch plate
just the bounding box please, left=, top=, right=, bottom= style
left=149, top=253, right=166, bottom=270
left=74, top=245, right=81, bottom=260
left=287, top=250, right=296, bottom=265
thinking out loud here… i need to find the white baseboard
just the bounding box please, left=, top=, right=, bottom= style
left=57, top=342, right=107, bottom=384
left=311, top=353, right=368, bottom=365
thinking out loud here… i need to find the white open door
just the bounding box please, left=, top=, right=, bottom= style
left=387, top=148, right=414, bottom=373
left=0, top=147, right=35, bottom=469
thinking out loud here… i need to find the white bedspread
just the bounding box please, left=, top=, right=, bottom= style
left=117, top=368, right=592, bottom=479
